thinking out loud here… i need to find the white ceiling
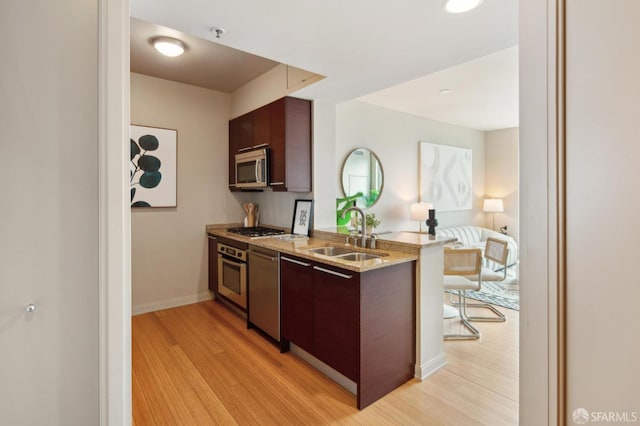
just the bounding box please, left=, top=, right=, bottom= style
left=130, top=0, right=518, bottom=130
left=359, top=47, right=519, bottom=131
left=130, top=18, right=280, bottom=93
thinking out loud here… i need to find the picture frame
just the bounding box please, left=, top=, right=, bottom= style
left=130, top=124, right=178, bottom=208
left=419, top=142, right=472, bottom=212
left=291, top=199, right=314, bottom=236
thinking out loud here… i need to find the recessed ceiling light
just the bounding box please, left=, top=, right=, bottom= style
left=443, top=0, right=484, bottom=14
left=440, top=88, right=452, bottom=94
left=151, top=36, right=187, bottom=57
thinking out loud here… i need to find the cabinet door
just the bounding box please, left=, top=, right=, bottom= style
left=280, top=255, right=314, bottom=353
left=253, top=104, right=270, bottom=148
left=228, top=119, right=239, bottom=188
left=313, top=265, right=359, bottom=381
left=267, top=98, right=286, bottom=187
left=281, top=97, right=312, bottom=192
left=208, top=236, right=218, bottom=292
left=235, top=113, right=254, bottom=151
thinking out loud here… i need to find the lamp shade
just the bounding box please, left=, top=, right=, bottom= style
left=410, top=203, right=432, bottom=221
left=483, top=198, right=504, bottom=213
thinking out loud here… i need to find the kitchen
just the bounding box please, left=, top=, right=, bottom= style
left=132, top=49, right=454, bottom=408
left=130, top=5, right=509, bottom=421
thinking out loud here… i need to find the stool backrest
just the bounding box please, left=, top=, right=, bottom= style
left=444, top=248, right=482, bottom=276
left=485, top=237, right=509, bottom=266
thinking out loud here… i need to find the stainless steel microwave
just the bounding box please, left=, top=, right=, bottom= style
left=234, top=148, right=269, bottom=188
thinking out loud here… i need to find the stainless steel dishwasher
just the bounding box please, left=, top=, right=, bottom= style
left=248, top=245, right=280, bottom=342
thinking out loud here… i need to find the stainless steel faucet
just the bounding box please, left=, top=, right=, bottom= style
left=341, top=206, right=366, bottom=247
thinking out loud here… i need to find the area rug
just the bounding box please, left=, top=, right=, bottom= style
left=450, top=266, right=520, bottom=311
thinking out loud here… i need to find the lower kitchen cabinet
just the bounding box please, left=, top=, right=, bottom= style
left=313, top=265, right=359, bottom=381
left=280, top=255, right=314, bottom=354
left=280, top=254, right=415, bottom=409
left=207, top=235, right=218, bottom=293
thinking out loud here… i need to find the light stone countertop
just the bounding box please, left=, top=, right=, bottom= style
left=206, top=224, right=454, bottom=272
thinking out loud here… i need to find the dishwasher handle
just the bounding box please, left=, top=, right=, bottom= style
left=250, top=251, right=278, bottom=262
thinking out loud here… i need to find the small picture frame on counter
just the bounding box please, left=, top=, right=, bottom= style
left=291, top=199, right=314, bottom=236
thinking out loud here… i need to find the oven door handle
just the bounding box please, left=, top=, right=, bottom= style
left=218, top=253, right=246, bottom=267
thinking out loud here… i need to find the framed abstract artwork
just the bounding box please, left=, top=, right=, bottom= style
left=291, top=199, right=314, bottom=236
left=419, top=142, right=472, bottom=212
left=130, top=125, right=177, bottom=208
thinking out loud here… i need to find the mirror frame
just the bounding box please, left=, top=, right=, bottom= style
left=340, top=147, right=384, bottom=208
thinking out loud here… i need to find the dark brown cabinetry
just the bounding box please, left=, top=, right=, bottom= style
left=228, top=96, right=311, bottom=192
left=280, top=255, right=416, bottom=409
left=313, top=265, right=359, bottom=381
left=280, top=255, right=315, bottom=353
left=207, top=235, right=218, bottom=293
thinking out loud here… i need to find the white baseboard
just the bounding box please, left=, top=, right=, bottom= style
left=132, top=291, right=213, bottom=315
left=414, top=352, right=447, bottom=380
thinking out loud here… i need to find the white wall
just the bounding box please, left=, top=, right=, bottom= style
left=335, top=100, right=486, bottom=232
left=565, top=0, right=640, bottom=417
left=130, top=73, right=244, bottom=313
left=0, top=0, right=100, bottom=423
left=485, top=127, right=519, bottom=242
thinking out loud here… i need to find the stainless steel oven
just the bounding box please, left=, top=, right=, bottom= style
left=217, top=242, right=247, bottom=310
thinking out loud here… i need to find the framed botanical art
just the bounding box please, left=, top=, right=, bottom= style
left=130, top=125, right=177, bottom=208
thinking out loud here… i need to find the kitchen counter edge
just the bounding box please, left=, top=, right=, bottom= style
left=206, top=225, right=425, bottom=272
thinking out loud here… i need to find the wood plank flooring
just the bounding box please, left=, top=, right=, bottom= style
left=133, top=299, right=518, bottom=425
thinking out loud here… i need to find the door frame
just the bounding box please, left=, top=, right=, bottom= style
left=99, top=0, right=131, bottom=424
left=99, top=0, right=566, bottom=424
left=519, top=0, right=564, bottom=424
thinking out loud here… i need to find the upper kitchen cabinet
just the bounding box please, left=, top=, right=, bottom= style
left=229, top=96, right=311, bottom=192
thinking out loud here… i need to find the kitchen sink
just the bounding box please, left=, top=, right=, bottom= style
left=334, top=252, right=387, bottom=262
left=302, top=246, right=353, bottom=256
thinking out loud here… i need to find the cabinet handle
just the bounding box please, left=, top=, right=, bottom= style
left=208, top=236, right=218, bottom=240
left=238, top=147, right=254, bottom=152
left=269, top=182, right=285, bottom=186
left=281, top=256, right=311, bottom=267
left=313, top=266, right=352, bottom=279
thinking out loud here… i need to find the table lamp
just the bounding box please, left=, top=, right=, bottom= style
left=410, top=202, right=437, bottom=235
left=483, top=198, right=504, bottom=230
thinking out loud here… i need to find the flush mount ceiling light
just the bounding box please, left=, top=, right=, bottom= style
left=151, top=36, right=187, bottom=57
left=443, top=0, right=484, bottom=14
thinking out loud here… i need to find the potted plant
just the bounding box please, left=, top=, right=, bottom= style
left=357, top=212, right=380, bottom=234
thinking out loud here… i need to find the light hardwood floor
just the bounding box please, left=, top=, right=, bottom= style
left=133, top=299, right=518, bottom=425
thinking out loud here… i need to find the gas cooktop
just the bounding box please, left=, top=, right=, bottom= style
left=226, top=226, right=285, bottom=237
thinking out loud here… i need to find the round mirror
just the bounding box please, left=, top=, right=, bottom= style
left=340, top=148, right=384, bottom=209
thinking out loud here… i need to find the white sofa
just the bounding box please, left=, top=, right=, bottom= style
left=436, top=225, right=518, bottom=271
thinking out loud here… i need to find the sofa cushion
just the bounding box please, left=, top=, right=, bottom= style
left=437, top=225, right=518, bottom=271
